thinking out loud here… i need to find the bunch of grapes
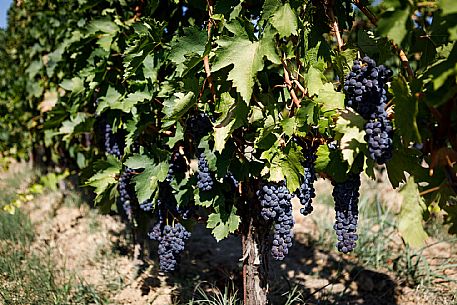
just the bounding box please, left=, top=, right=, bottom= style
left=295, top=148, right=317, bottom=216
left=197, top=152, right=213, bottom=191
left=256, top=182, right=294, bottom=260
left=187, top=113, right=212, bottom=142
left=332, top=173, right=361, bottom=254
left=157, top=224, right=191, bottom=272
left=118, top=168, right=135, bottom=219
left=104, top=123, right=121, bottom=158
left=343, top=56, right=394, bottom=164
left=167, top=151, right=187, bottom=182
left=147, top=192, right=192, bottom=272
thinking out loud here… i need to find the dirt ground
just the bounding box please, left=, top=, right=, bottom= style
left=5, top=162, right=457, bottom=305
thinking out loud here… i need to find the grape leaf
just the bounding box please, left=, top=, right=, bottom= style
left=169, top=27, right=207, bottom=76
left=441, top=0, right=457, bottom=16
left=398, top=177, right=428, bottom=248
left=391, top=75, right=421, bottom=145
left=315, top=83, right=345, bottom=112
left=207, top=208, right=241, bottom=242
left=304, top=67, right=326, bottom=97
left=334, top=111, right=366, bottom=167
left=86, top=156, right=122, bottom=204
left=270, top=3, right=298, bottom=37
left=162, top=92, right=196, bottom=123
left=212, top=33, right=280, bottom=103
left=377, top=7, right=411, bottom=46
left=214, top=95, right=249, bottom=152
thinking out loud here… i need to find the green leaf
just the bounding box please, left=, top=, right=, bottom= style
left=169, top=27, right=207, bottom=76
left=87, top=19, right=120, bottom=35
left=162, top=92, right=196, bottom=122
left=143, top=54, right=159, bottom=83
left=334, top=111, right=366, bottom=167
left=86, top=156, right=122, bottom=204
left=133, top=162, right=169, bottom=203
left=314, top=83, right=345, bottom=112
left=304, top=67, right=325, bottom=97
left=214, top=94, right=249, bottom=152
left=125, top=154, right=153, bottom=169
left=212, top=33, right=280, bottom=103
left=391, top=76, right=421, bottom=145
left=441, top=0, right=457, bottom=16
left=398, top=177, right=428, bottom=248
left=96, top=86, right=122, bottom=114
left=315, top=144, right=348, bottom=182
left=377, top=7, right=411, bottom=46
left=270, top=3, right=298, bottom=37
left=165, top=122, right=184, bottom=148
left=207, top=209, right=241, bottom=242
left=60, top=77, right=84, bottom=94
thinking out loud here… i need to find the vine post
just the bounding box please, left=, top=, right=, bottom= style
left=241, top=198, right=270, bottom=305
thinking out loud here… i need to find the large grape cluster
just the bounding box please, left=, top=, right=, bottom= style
left=344, top=56, right=394, bottom=164
left=197, top=152, right=213, bottom=191
left=104, top=123, right=121, bottom=158
left=295, top=148, right=316, bottom=216
left=149, top=223, right=191, bottom=272
left=257, top=182, right=294, bottom=260
left=332, top=173, right=361, bottom=254
left=118, top=168, right=135, bottom=219
left=147, top=194, right=192, bottom=272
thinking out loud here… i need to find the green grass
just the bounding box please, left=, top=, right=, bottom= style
left=0, top=210, right=107, bottom=305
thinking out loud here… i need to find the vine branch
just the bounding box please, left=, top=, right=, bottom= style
left=327, top=0, right=344, bottom=50
left=203, top=0, right=217, bottom=102
left=281, top=59, right=301, bottom=108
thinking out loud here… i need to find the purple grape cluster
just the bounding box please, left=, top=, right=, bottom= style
left=344, top=56, right=394, bottom=164
left=295, top=149, right=316, bottom=216
left=104, top=123, right=121, bottom=158
left=257, top=182, right=294, bottom=260
left=147, top=195, right=192, bottom=272
left=148, top=223, right=191, bottom=272
left=166, top=151, right=187, bottom=182
left=187, top=113, right=212, bottom=142
left=332, top=173, right=361, bottom=254
left=197, top=152, right=213, bottom=191
left=118, top=168, right=135, bottom=219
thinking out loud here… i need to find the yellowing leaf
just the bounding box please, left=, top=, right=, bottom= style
left=398, top=177, right=428, bottom=248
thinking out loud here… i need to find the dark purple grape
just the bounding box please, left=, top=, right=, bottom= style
left=343, top=56, right=394, bottom=163
left=256, top=181, right=294, bottom=260
left=104, top=123, right=121, bottom=158
left=332, top=173, right=361, bottom=254
left=295, top=148, right=317, bottom=216
left=197, top=152, right=213, bottom=191
left=118, top=168, right=135, bottom=220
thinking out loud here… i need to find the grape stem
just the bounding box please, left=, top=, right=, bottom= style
left=326, top=0, right=344, bottom=50
left=351, top=0, right=415, bottom=79
left=281, top=59, right=301, bottom=108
